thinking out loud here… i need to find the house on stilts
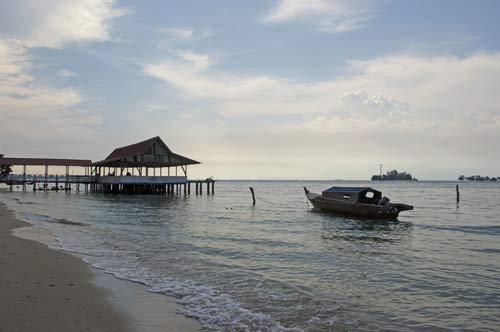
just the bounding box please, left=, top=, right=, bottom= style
left=0, top=136, right=214, bottom=195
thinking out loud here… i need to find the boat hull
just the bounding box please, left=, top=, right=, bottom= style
left=306, top=193, right=408, bottom=219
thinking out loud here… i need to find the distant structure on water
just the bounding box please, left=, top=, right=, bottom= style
left=371, top=164, right=416, bottom=181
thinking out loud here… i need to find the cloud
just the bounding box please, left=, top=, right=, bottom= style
left=0, top=39, right=102, bottom=155
left=163, top=27, right=196, bottom=41
left=0, top=1, right=126, bottom=155
left=0, top=40, right=82, bottom=113
left=59, top=69, right=77, bottom=78
left=142, top=49, right=500, bottom=142
left=340, top=90, right=408, bottom=119
left=0, top=0, right=127, bottom=48
left=262, top=0, right=374, bottom=33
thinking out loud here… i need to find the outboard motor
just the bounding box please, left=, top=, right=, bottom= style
left=378, top=196, right=390, bottom=206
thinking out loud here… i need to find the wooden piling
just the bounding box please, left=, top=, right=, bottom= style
left=456, top=184, right=460, bottom=203
left=250, top=187, right=256, bottom=206
left=22, top=165, right=26, bottom=192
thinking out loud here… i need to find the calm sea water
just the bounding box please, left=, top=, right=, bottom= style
left=1, top=181, right=500, bottom=332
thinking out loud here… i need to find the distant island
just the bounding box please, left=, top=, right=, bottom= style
left=458, top=175, right=499, bottom=182
left=372, top=169, right=417, bottom=181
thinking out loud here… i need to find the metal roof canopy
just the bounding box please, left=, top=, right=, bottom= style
left=0, top=157, right=92, bottom=167
left=323, top=187, right=380, bottom=194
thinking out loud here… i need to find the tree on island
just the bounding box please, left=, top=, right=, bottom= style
left=372, top=169, right=415, bottom=181
left=459, top=174, right=499, bottom=182
left=0, top=164, right=12, bottom=178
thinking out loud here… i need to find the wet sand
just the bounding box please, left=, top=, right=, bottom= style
left=0, top=203, right=200, bottom=332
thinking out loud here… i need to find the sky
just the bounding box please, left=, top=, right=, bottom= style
left=1, top=0, right=499, bottom=180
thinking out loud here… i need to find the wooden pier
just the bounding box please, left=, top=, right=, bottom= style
left=0, top=136, right=215, bottom=195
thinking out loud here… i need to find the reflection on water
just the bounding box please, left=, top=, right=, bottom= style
left=320, top=217, right=413, bottom=244
left=1, top=180, right=500, bottom=332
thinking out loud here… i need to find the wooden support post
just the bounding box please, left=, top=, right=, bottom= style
left=65, top=165, right=70, bottom=191
left=44, top=165, right=48, bottom=191
left=184, top=183, right=187, bottom=195
left=195, top=182, right=198, bottom=194
left=199, top=182, right=202, bottom=195
left=207, top=181, right=210, bottom=195
left=22, top=165, right=26, bottom=192
left=188, top=182, right=191, bottom=195
left=211, top=181, right=214, bottom=195
left=250, top=187, right=256, bottom=206
left=456, top=184, right=460, bottom=204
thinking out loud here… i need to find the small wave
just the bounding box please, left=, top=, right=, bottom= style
left=19, top=212, right=86, bottom=226
left=80, top=255, right=305, bottom=332
left=422, top=224, right=500, bottom=236
left=149, top=280, right=304, bottom=332
left=468, top=248, right=500, bottom=254
left=321, top=234, right=396, bottom=243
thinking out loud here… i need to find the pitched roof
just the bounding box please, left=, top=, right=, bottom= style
left=92, top=136, right=200, bottom=167
left=106, top=136, right=168, bottom=160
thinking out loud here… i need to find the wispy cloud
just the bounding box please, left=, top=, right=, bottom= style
left=157, top=26, right=214, bottom=53
left=261, top=0, right=374, bottom=33
left=162, top=27, right=214, bottom=42
left=0, top=40, right=81, bottom=112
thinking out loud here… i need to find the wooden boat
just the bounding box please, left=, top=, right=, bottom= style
left=304, top=186, right=413, bottom=219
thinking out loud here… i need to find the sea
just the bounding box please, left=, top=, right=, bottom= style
left=1, top=180, right=499, bottom=332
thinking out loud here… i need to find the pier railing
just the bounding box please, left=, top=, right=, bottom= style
left=1, top=174, right=214, bottom=195
left=1, top=174, right=97, bottom=184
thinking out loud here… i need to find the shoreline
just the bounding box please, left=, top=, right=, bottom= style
left=0, top=202, right=200, bottom=332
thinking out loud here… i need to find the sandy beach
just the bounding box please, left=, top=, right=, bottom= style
left=0, top=203, right=200, bottom=332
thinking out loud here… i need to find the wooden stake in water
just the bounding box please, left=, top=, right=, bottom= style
left=456, top=184, right=460, bottom=204
left=250, top=187, right=256, bottom=206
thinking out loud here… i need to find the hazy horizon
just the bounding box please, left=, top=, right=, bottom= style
left=1, top=1, right=499, bottom=180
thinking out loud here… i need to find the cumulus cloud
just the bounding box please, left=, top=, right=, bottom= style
left=340, top=90, right=408, bottom=120
left=0, top=0, right=127, bottom=48
left=262, top=0, right=373, bottom=33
